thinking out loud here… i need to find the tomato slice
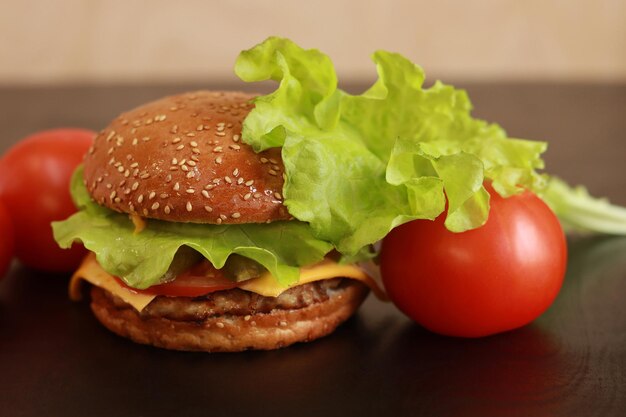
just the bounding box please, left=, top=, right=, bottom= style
left=115, top=260, right=240, bottom=297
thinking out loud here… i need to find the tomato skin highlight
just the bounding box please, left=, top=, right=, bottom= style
left=0, top=129, right=94, bottom=272
left=380, top=186, right=567, bottom=338
left=0, top=201, right=15, bottom=278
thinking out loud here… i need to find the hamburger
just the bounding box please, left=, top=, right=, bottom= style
left=55, top=90, right=381, bottom=352
left=54, top=36, right=563, bottom=351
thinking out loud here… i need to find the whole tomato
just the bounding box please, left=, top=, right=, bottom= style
left=0, top=200, right=14, bottom=278
left=0, top=128, right=94, bottom=272
left=380, top=185, right=567, bottom=337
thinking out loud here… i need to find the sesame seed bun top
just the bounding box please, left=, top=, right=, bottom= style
left=83, top=91, right=290, bottom=224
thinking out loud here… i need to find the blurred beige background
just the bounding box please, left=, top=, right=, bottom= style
left=1, top=0, right=624, bottom=84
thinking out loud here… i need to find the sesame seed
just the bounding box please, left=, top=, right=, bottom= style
left=279, top=321, right=287, bottom=327
left=201, top=190, right=210, bottom=198
left=160, top=193, right=169, bottom=199
left=186, top=171, right=195, bottom=179
left=169, top=166, right=178, bottom=171
left=244, top=315, right=251, bottom=321
left=186, top=188, right=195, bottom=194
left=164, top=205, right=171, bottom=214
left=187, top=160, right=196, bottom=167
left=212, top=179, right=221, bottom=184
left=230, top=144, right=241, bottom=150
left=106, top=183, right=112, bottom=189
left=269, top=158, right=278, bottom=164
left=245, top=180, right=254, bottom=186
left=186, top=133, right=196, bottom=137
left=114, top=197, right=121, bottom=203
left=142, top=136, right=151, bottom=142
left=142, top=208, right=149, bottom=216
left=215, top=132, right=226, bottom=137
left=186, top=202, right=193, bottom=212
left=149, top=192, right=156, bottom=200
left=106, top=131, right=116, bottom=141
left=130, top=162, right=139, bottom=168
left=243, top=193, right=252, bottom=200
left=117, top=166, right=124, bottom=173
left=216, top=322, right=225, bottom=329
left=110, top=191, right=117, bottom=200
left=253, top=193, right=262, bottom=199
left=173, top=182, right=180, bottom=191
left=176, top=144, right=185, bottom=151
left=124, top=170, right=130, bottom=177
left=191, top=155, right=200, bottom=162
left=274, top=192, right=282, bottom=200
left=131, top=182, right=139, bottom=191
left=237, top=178, right=244, bottom=185
left=204, top=205, right=213, bottom=212
left=224, top=176, right=232, bottom=184
left=192, top=147, right=201, bottom=155
left=216, top=217, right=222, bottom=224
left=178, top=159, right=186, bottom=166
left=190, top=141, right=198, bottom=147
left=124, top=188, right=131, bottom=195
left=165, top=174, right=172, bottom=182
left=196, top=125, right=203, bottom=131
left=232, top=168, right=239, bottom=177
left=219, top=214, right=227, bottom=220
left=272, top=165, right=280, bottom=171
left=213, top=146, right=223, bottom=153
left=151, top=202, right=160, bottom=210
left=132, top=138, right=138, bottom=145
left=140, top=173, right=150, bottom=179
left=171, top=158, right=178, bottom=165
left=233, top=134, right=240, bottom=142
left=181, top=165, right=189, bottom=172
left=172, top=137, right=181, bottom=144
left=260, top=157, right=269, bottom=164
left=268, top=169, right=278, bottom=176
left=137, top=194, right=144, bottom=203
left=215, top=157, right=223, bottom=164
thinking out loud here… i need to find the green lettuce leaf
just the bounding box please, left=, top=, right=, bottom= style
left=235, top=37, right=547, bottom=255
left=52, top=167, right=333, bottom=289
left=540, top=177, right=626, bottom=235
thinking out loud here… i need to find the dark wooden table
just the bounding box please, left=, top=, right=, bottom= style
left=1, top=83, right=625, bottom=417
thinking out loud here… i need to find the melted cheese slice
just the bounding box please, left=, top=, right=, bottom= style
left=69, top=253, right=157, bottom=311
left=70, top=253, right=386, bottom=312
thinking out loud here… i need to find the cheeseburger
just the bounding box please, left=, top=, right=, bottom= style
left=55, top=91, right=380, bottom=352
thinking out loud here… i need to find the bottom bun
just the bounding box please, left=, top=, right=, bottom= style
left=90, top=280, right=369, bottom=352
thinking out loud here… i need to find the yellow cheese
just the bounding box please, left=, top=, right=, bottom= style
left=69, top=253, right=156, bottom=311
left=69, top=253, right=386, bottom=313
left=239, top=260, right=387, bottom=299
left=129, top=214, right=147, bottom=234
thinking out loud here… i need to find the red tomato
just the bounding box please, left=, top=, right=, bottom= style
left=116, top=260, right=240, bottom=297
left=380, top=185, right=567, bottom=338
left=0, top=128, right=94, bottom=272
left=0, top=200, right=15, bottom=278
